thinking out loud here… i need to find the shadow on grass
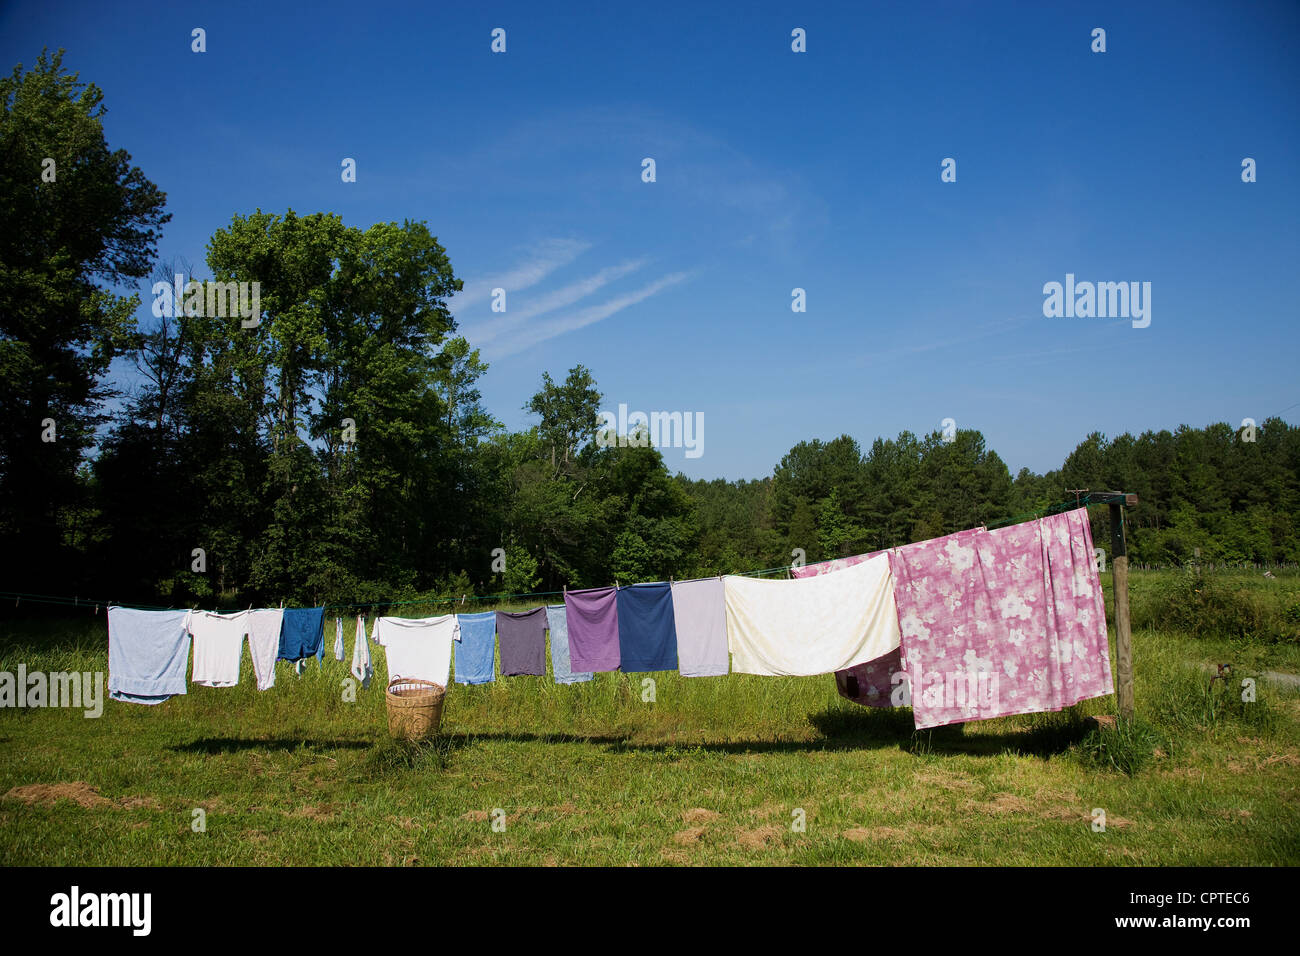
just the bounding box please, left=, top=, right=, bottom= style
left=171, top=737, right=373, bottom=754
left=807, top=705, right=1097, bottom=759
left=166, top=706, right=1095, bottom=763
left=391, top=707, right=1089, bottom=760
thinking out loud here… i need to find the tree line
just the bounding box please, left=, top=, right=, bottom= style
left=3, top=51, right=1298, bottom=611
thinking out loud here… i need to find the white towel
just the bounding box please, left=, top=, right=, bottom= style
left=333, top=617, right=345, bottom=661
left=247, top=608, right=284, bottom=691
left=351, top=614, right=372, bottom=688
left=723, top=554, right=901, bottom=676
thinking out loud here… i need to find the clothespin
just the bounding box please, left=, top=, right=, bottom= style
left=460, top=594, right=466, bottom=606
left=94, top=604, right=99, bottom=615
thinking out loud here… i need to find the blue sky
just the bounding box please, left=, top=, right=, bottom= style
left=4, top=0, right=1297, bottom=480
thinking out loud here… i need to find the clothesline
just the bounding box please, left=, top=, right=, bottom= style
left=98, top=504, right=1117, bottom=735
left=0, top=494, right=1096, bottom=615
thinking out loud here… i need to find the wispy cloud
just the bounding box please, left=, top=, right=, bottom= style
left=984, top=342, right=1111, bottom=368
left=486, top=271, right=695, bottom=359
left=825, top=317, right=1031, bottom=373
left=463, top=258, right=648, bottom=346
left=452, top=238, right=590, bottom=309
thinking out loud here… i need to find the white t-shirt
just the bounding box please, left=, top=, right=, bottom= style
left=373, top=615, right=461, bottom=688
left=189, top=610, right=249, bottom=687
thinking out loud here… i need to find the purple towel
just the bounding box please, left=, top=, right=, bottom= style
left=564, top=586, right=621, bottom=672
left=495, top=607, right=547, bottom=676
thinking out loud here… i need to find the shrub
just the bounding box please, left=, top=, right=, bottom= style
left=1130, top=569, right=1300, bottom=645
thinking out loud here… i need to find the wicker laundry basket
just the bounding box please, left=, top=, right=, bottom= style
left=385, top=677, right=446, bottom=741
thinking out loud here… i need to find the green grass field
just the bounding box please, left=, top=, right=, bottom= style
left=2, top=570, right=1298, bottom=866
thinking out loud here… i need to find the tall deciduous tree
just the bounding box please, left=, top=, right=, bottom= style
left=0, top=49, right=169, bottom=588
left=524, top=365, right=602, bottom=476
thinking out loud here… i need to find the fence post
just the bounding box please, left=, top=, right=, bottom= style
left=1108, top=500, right=1134, bottom=720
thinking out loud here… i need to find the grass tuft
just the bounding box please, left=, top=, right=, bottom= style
left=1073, top=716, right=1169, bottom=775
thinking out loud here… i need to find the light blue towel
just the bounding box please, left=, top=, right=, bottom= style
left=107, top=607, right=192, bottom=704
left=454, top=611, right=496, bottom=684
left=546, top=604, right=593, bottom=684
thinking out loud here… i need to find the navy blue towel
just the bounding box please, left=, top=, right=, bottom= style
left=615, top=583, right=678, bottom=672
left=278, top=606, right=325, bottom=661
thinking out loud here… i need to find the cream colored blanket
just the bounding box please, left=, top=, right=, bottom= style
left=724, top=554, right=901, bottom=676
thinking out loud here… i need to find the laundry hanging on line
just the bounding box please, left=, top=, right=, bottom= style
left=372, top=614, right=460, bottom=687
left=496, top=607, right=547, bottom=677
left=454, top=611, right=497, bottom=685
left=892, top=507, right=1112, bottom=729
left=545, top=604, right=593, bottom=684
left=187, top=610, right=249, bottom=688
left=564, top=586, right=622, bottom=674
left=807, top=508, right=1113, bottom=727
left=351, top=614, right=372, bottom=688
left=278, top=606, right=325, bottom=662
left=247, top=608, right=283, bottom=691
left=725, top=553, right=901, bottom=677
left=107, top=607, right=192, bottom=705
left=616, top=582, right=679, bottom=673
left=96, top=506, right=1116, bottom=733
left=670, top=577, right=729, bottom=678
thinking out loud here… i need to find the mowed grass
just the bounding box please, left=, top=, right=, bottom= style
left=1, top=581, right=1298, bottom=866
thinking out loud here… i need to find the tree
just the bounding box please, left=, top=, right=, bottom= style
left=816, top=488, right=865, bottom=559
left=524, top=365, right=602, bottom=475
left=0, top=49, right=169, bottom=588
left=499, top=544, right=541, bottom=595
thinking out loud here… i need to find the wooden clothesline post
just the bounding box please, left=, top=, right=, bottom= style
left=1090, top=491, right=1138, bottom=720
